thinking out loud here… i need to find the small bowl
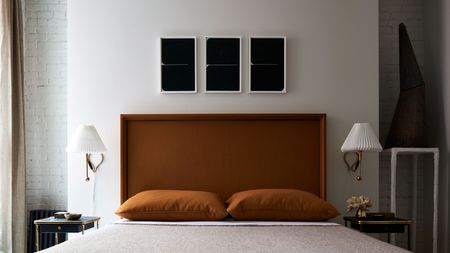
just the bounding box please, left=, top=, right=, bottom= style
left=64, top=213, right=82, bottom=220
left=54, top=212, right=69, bottom=219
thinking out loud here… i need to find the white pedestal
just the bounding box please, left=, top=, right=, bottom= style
left=383, top=147, right=439, bottom=253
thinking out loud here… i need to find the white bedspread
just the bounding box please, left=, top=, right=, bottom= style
left=41, top=221, right=410, bottom=253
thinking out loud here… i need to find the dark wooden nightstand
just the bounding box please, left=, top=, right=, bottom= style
left=34, top=216, right=100, bottom=252
left=343, top=216, right=411, bottom=250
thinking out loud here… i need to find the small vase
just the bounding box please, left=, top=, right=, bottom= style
left=355, top=208, right=367, bottom=218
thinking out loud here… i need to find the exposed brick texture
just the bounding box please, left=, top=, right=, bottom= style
left=379, top=0, right=425, bottom=143
left=23, top=0, right=67, bottom=212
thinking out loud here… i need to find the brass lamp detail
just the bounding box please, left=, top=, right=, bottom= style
left=67, top=125, right=107, bottom=181
left=341, top=123, right=382, bottom=181
left=84, top=153, right=104, bottom=181
left=343, top=151, right=363, bottom=181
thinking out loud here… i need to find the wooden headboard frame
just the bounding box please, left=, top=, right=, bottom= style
left=121, top=114, right=326, bottom=204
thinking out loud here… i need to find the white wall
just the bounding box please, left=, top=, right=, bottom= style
left=68, top=0, right=379, bottom=225
left=24, top=0, right=67, bottom=212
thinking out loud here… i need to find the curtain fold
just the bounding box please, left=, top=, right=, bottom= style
left=0, top=0, right=26, bottom=252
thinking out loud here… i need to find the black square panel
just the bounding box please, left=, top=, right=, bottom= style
left=206, top=65, right=240, bottom=91
left=251, top=38, right=285, bottom=64
left=161, top=38, right=195, bottom=65
left=161, top=65, right=195, bottom=92
left=250, top=65, right=284, bottom=92
left=207, top=38, right=240, bottom=65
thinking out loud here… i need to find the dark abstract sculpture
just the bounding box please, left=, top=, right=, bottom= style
left=385, top=23, right=427, bottom=148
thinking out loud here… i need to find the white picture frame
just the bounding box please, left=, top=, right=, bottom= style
left=249, top=36, right=287, bottom=94
left=160, top=36, right=197, bottom=94
left=204, top=36, right=242, bottom=93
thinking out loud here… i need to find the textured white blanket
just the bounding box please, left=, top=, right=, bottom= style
left=41, top=223, right=410, bottom=253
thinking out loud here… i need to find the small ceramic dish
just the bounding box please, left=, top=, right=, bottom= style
left=54, top=212, right=69, bottom=219
left=64, top=213, right=82, bottom=220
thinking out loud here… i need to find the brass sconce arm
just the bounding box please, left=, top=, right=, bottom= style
left=84, top=153, right=104, bottom=181
left=344, top=151, right=363, bottom=181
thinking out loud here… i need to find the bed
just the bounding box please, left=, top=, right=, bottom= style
left=41, top=114, right=409, bottom=253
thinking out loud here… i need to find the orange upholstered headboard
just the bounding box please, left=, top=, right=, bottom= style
left=120, top=114, right=326, bottom=204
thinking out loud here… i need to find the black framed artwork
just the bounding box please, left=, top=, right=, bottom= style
left=160, top=37, right=197, bottom=93
left=205, top=37, right=241, bottom=93
left=249, top=37, right=286, bottom=93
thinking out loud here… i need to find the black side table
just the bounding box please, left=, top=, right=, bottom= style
left=343, top=216, right=411, bottom=250
left=34, top=216, right=100, bottom=252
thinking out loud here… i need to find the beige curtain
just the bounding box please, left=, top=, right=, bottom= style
left=0, top=0, right=26, bottom=252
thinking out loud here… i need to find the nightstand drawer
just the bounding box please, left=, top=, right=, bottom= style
left=350, top=223, right=405, bottom=233
left=40, top=222, right=95, bottom=233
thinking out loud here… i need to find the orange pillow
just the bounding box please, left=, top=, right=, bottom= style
left=226, top=189, right=339, bottom=221
left=115, top=190, right=228, bottom=221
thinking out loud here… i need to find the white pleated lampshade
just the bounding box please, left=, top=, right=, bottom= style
left=341, top=123, right=382, bottom=152
left=66, top=125, right=107, bottom=153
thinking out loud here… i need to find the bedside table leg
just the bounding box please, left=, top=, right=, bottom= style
left=82, top=224, right=85, bottom=235
left=407, top=224, right=411, bottom=250
left=35, top=224, right=40, bottom=252
left=55, top=233, right=59, bottom=244
left=387, top=233, right=390, bottom=243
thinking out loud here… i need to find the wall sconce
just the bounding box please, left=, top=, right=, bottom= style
left=67, top=125, right=107, bottom=181
left=341, top=123, right=382, bottom=181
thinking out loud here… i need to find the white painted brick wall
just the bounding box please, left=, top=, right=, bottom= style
left=23, top=0, right=67, bottom=212
left=379, top=0, right=429, bottom=252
